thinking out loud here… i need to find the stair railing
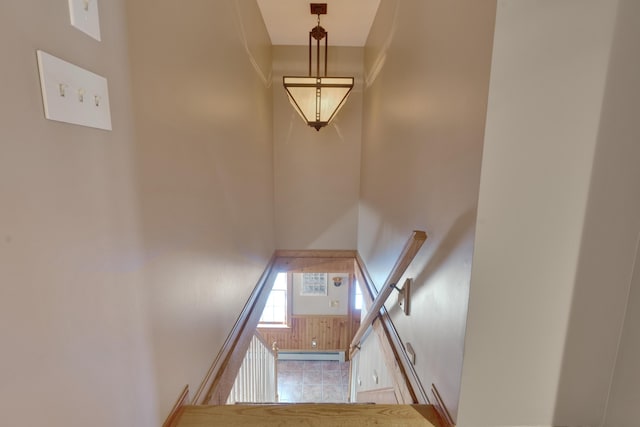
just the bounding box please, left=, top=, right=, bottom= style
left=192, top=255, right=280, bottom=405
left=349, top=230, right=427, bottom=357
left=350, top=230, right=432, bottom=408
left=226, top=332, right=278, bottom=404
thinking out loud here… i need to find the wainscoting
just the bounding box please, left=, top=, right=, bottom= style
left=258, top=315, right=360, bottom=353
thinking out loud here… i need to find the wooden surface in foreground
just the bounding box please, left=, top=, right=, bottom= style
left=174, top=404, right=441, bottom=427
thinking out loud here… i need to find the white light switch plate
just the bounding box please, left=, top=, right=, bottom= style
left=68, top=0, right=101, bottom=41
left=36, top=50, right=112, bottom=131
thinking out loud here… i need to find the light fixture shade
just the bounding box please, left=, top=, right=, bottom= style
left=283, top=76, right=354, bottom=130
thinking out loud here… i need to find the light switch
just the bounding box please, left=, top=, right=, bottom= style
left=68, top=0, right=101, bottom=41
left=36, top=50, right=112, bottom=131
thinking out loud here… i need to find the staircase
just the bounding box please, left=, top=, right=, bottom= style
left=164, top=232, right=455, bottom=427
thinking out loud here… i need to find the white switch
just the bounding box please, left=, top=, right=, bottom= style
left=36, top=50, right=112, bottom=131
left=68, top=0, right=101, bottom=41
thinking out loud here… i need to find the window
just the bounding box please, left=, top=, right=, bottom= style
left=259, top=272, right=290, bottom=327
left=354, top=279, right=363, bottom=311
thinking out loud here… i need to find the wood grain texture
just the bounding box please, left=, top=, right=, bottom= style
left=163, top=385, right=189, bottom=427
left=175, top=404, right=439, bottom=427
left=275, top=257, right=355, bottom=274
left=275, top=250, right=357, bottom=259
left=353, top=249, right=430, bottom=404
left=196, top=253, right=357, bottom=404
left=350, top=231, right=427, bottom=355
left=258, top=263, right=360, bottom=355
left=258, top=315, right=352, bottom=351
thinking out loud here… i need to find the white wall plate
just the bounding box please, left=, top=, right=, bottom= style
left=36, top=50, right=112, bottom=131
left=68, top=0, right=101, bottom=41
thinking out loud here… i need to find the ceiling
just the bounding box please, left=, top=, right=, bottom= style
left=256, top=0, right=381, bottom=47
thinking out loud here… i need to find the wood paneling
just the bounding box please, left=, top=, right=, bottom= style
left=175, top=404, right=441, bottom=427
left=257, top=257, right=360, bottom=354
left=275, top=250, right=357, bottom=259
left=275, top=257, right=355, bottom=274
left=258, top=315, right=357, bottom=352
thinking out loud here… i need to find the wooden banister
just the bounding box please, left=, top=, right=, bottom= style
left=349, top=230, right=427, bottom=357
left=162, top=385, right=189, bottom=427
left=354, top=250, right=429, bottom=405
left=253, top=329, right=277, bottom=357
left=193, top=250, right=356, bottom=405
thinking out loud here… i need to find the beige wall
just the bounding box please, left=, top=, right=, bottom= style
left=599, top=0, right=640, bottom=425
left=292, top=273, right=350, bottom=315
left=358, top=0, right=496, bottom=421
left=0, top=1, right=157, bottom=426
left=272, top=46, right=362, bottom=250
left=458, top=0, right=639, bottom=426
left=0, top=0, right=274, bottom=425
left=6, top=1, right=640, bottom=425
left=606, top=239, right=640, bottom=426
left=556, top=0, right=640, bottom=424
left=125, top=0, right=275, bottom=420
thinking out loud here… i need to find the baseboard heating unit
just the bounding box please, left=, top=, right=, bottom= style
left=277, top=351, right=345, bottom=363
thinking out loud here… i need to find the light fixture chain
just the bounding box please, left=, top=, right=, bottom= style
left=282, top=3, right=354, bottom=131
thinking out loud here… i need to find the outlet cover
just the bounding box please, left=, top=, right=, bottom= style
left=36, top=50, right=112, bottom=130
left=68, top=0, right=101, bottom=41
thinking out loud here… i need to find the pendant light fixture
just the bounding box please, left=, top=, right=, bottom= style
left=283, top=3, right=354, bottom=131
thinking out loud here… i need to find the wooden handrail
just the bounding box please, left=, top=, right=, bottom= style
left=194, top=250, right=356, bottom=405
left=254, top=330, right=277, bottom=358
left=162, top=385, right=189, bottom=427
left=349, top=230, right=427, bottom=356
left=431, top=383, right=455, bottom=427
left=192, top=254, right=279, bottom=405
left=354, top=251, right=429, bottom=405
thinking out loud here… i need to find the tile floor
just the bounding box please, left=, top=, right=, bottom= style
left=277, top=360, right=350, bottom=403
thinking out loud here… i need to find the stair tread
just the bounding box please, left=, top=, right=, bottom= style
left=174, top=403, right=441, bottom=426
